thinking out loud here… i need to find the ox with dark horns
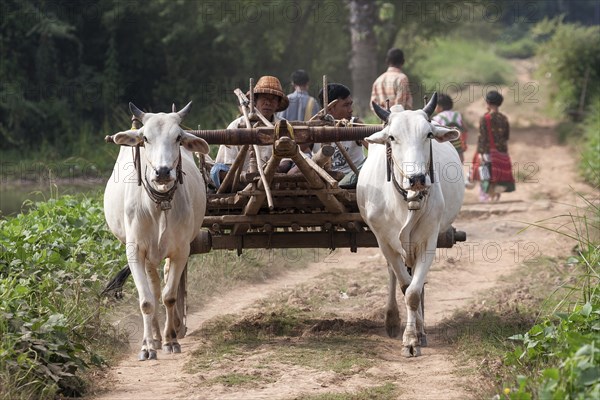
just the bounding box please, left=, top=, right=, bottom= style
left=104, top=102, right=209, bottom=360
left=357, top=93, right=465, bottom=357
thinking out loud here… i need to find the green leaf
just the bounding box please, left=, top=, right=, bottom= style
left=578, top=367, right=600, bottom=386
left=542, top=368, right=560, bottom=381
left=581, top=302, right=593, bottom=317
left=575, top=344, right=594, bottom=357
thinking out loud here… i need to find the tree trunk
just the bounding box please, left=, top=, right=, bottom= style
left=347, top=0, right=378, bottom=118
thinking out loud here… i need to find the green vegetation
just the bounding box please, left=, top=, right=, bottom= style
left=0, top=193, right=127, bottom=399
left=454, top=197, right=600, bottom=399
left=0, top=0, right=351, bottom=157
left=0, top=192, right=318, bottom=398
left=412, top=37, right=513, bottom=91
left=486, top=19, right=600, bottom=396
left=495, top=37, right=537, bottom=60
left=578, top=98, right=600, bottom=188
left=534, top=18, right=600, bottom=116
left=500, top=197, right=600, bottom=399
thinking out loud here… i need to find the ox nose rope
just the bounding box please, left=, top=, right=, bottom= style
left=386, top=139, right=434, bottom=207
left=136, top=147, right=184, bottom=211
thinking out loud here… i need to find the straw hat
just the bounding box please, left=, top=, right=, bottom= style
left=251, top=76, right=289, bottom=112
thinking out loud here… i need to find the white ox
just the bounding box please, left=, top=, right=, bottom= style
left=104, top=102, right=209, bottom=360
left=357, top=93, right=465, bottom=357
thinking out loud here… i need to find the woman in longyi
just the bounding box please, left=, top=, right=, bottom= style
left=471, top=90, right=516, bottom=202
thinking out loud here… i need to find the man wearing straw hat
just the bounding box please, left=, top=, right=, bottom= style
left=210, top=76, right=289, bottom=188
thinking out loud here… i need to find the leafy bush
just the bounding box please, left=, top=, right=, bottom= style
left=0, top=194, right=126, bottom=398
left=534, top=18, right=600, bottom=116
left=578, top=97, right=600, bottom=188
left=506, top=297, right=600, bottom=399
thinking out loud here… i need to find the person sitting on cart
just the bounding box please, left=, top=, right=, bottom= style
left=210, top=76, right=289, bottom=189
left=312, top=83, right=367, bottom=188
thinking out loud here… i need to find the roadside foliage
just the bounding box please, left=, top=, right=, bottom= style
left=0, top=194, right=126, bottom=399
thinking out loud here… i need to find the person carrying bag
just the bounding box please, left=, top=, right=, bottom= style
left=471, top=91, right=515, bottom=202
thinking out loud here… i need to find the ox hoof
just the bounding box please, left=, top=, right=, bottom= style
left=385, top=323, right=401, bottom=338
left=163, top=343, right=181, bottom=354
left=401, top=345, right=422, bottom=358
left=148, top=349, right=157, bottom=360
left=138, top=350, right=149, bottom=361
left=419, top=333, right=428, bottom=347
left=385, top=311, right=401, bottom=338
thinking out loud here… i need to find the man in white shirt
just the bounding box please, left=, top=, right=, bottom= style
left=313, top=83, right=366, bottom=187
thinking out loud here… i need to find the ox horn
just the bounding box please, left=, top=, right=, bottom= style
left=177, top=101, right=192, bottom=120
left=422, top=92, right=438, bottom=118
left=372, top=101, right=390, bottom=123
left=129, top=102, right=146, bottom=121
left=172, top=103, right=177, bottom=112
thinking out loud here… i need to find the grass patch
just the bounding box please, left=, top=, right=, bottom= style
left=295, top=383, right=399, bottom=400
left=186, top=294, right=383, bottom=378
left=208, top=372, right=270, bottom=387
left=187, top=248, right=317, bottom=308
left=411, top=37, right=513, bottom=91
left=273, top=336, right=377, bottom=375
left=495, top=37, right=537, bottom=59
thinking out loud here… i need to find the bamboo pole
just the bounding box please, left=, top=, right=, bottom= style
left=235, top=89, right=274, bottom=209
left=334, top=141, right=360, bottom=175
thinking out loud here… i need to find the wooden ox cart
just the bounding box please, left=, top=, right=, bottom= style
left=103, top=85, right=466, bottom=339
left=188, top=119, right=466, bottom=256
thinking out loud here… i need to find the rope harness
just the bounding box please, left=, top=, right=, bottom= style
left=385, top=138, right=434, bottom=210
left=133, top=144, right=184, bottom=211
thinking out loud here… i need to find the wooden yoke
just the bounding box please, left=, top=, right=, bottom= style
left=186, top=125, right=383, bottom=146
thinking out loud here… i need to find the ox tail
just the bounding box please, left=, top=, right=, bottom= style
left=101, top=264, right=131, bottom=299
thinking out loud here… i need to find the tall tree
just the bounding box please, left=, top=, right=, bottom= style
left=347, top=0, right=378, bottom=116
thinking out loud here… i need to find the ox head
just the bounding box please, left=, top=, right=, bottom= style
left=367, top=93, right=460, bottom=192
left=111, top=102, right=209, bottom=192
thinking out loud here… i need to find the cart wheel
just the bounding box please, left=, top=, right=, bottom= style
left=176, top=263, right=188, bottom=339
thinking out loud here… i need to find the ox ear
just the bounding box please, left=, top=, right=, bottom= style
left=181, top=131, right=209, bottom=154
left=365, top=128, right=389, bottom=145
left=113, top=128, right=144, bottom=146
left=177, top=101, right=192, bottom=120
left=431, top=124, right=460, bottom=143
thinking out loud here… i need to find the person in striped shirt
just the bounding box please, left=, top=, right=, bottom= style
left=370, top=48, right=413, bottom=110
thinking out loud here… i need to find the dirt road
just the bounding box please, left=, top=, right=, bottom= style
left=88, top=62, right=595, bottom=400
